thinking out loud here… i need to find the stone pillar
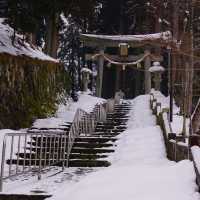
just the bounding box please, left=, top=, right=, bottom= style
left=82, top=72, right=90, bottom=92
left=96, top=48, right=104, bottom=97
left=153, top=73, right=162, bottom=91
left=144, top=49, right=151, bottom=94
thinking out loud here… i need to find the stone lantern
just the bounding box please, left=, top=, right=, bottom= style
left=81, top=67, right=92, bottom=92
left=149, top=62, right=165, bottom=91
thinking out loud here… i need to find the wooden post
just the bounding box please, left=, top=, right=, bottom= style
left=115, top=67, right=121, bottom=92
left=144, top=49, right=151, bottom=94
left=96, top=48, right=104, bottom=97
left=168, top=47, right=173, bottom=122
left=188, top=3, right=194, bottom=118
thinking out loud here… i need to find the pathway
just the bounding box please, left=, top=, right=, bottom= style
left=50, top=95, right=200, bottom=200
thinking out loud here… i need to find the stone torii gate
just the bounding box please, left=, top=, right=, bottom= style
left=80, top=31, right=172, bottom=97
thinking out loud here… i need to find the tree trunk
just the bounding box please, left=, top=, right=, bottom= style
left=192, top=98, right=200, bottom=133
left=45, top=13, right=59, bottom=58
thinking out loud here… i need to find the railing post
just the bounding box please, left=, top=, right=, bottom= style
left=9, top=136, right=14, bottom=176
left=16, top=135, right=21, bottom=174
left=62, top=134, right=67, bottom=170
left=23, top=134, right=28, bottom=171
left=0, top=136, right=7, bottom=192
left=38, top=134, right=43, bottom=180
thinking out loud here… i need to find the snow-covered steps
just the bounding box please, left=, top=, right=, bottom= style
left=6, top=103, right=131, bottom=169
left=66, top=103, right=132, bottom=167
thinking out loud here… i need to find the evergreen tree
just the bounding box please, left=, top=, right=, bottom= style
left=7, top=0, right=38, bottom=34
left=58, top=15, right=82, bottom=101
left=0, top=0, right=8, bottom=17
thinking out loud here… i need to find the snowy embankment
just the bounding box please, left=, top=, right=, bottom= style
left=33, top=92, right=105, bottom=128
left=151, top=90, right=190, bottom=135
left=51, top=95, right=199, bottom=200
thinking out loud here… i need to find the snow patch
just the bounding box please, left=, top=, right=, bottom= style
left=33, top=92, right=105, bottom=128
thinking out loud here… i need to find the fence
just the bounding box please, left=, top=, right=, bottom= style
left=0, top=101, right=111, bottom=191
left=0, top=131, right=67, bottom=191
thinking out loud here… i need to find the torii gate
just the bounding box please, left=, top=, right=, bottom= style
left=80, top=31, right=172, bottom=97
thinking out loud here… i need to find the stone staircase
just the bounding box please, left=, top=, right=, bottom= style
left=7, top=103, right=131, bottom=168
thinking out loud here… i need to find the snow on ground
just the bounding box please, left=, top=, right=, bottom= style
left=191, top=146, right=200, bottom=173
left=50, top=95, right=199, bottom=200
left=0, top=94, right=199, bottom=199
left=33, top=92, right=105, bottom=128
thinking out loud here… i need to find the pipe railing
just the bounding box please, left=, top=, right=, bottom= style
left=66, top=102, right=109, bottom=167
left=66, top=108, right=89, bottom=167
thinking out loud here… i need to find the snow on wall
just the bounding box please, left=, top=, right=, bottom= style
left=0, top=18, right=57, bottom=62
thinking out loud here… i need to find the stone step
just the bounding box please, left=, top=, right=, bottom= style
left=31, top=137, right=68, bottom=143
left=97, top=122, right=126, bottom=126
left=107, top=114, right=129, bottom=117
left=17, top=153, right=108, bottom=160
left=93, top=131, right=122, bottom=136
left=27, top=141, right=113, bottom=149
left=25, top=147, right=114, bottom=154
left=73, top=142, right=113, bottom=148
left=7, top=159, right=111, bottom=167
left=95, top=126, right=126, bottom=130
left=28, top=127, right=70, bottom=132
left=112, top=112, right=130, bottom=114
left=76, top=137, right=117, bottom=143
left=114, top=104, right=131, bottom=107
left=71, top=148, right=114, bottom=154
left=106, top=119, right=129, bottom=122
left=30, top=136, right=118, bottom=145
left=91, top=134, right=120, bottom=138
left=0, top=194, right=51, bottom=200
left=95, top=125, right=115, bottom=129
left=68, top=160, right=111, bottom=167
left=69, top=153, right=108, bottom=160
left=112, top=108, right=131, bottom=111
left=96, top=125, right=127, bottom=130
left=114, top=104, right=132, bottom=108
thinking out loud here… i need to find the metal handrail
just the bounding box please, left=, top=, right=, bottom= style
left=66, top=102, right=109, bottom=167
left=66, top=108, right=88, bottom=167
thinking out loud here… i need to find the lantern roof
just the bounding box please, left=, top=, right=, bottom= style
left=149, top=62, right=165, bottom=73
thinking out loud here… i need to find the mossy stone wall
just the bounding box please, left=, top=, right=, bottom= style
left=0, top=54, right=70, bottom=129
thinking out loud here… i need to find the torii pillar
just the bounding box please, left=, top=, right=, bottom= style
left=96, top=48, right=104, bottom=97
left=144, top=49, right=151, bottom=94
